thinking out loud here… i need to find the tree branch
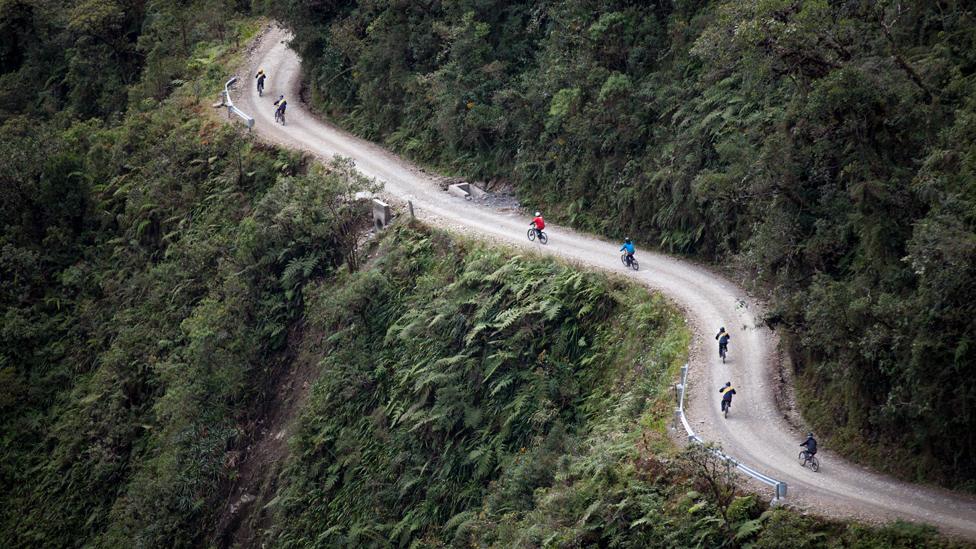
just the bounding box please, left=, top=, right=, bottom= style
left=879, top=3, right=935, bottom=103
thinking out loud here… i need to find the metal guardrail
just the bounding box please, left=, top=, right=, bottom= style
left=222, top=76, right=255, bottom=129
left=674, top=364, right=788, bottom=501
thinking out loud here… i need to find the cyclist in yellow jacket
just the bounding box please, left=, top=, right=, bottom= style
left=255, top=69, right=266, bottom=96
left=719, top=381, right=736, bottom=415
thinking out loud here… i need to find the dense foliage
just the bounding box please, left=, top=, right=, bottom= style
left=268, top=226, right=957, bottom=547
left=0, top=0, right=249, bottom=121
left=270, top=225, right=689, bottom=544
left=0, top=24, right=374, bottom=545
left=273, top=0, right=976, bottom=485
left=1, top=3, right=972, bottom=547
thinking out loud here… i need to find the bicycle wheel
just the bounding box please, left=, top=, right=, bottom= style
left=527, top=229, right=536, bottom=241
left=720, top=347, right=726, bottom=363
left=798, top=451, right=807, bottom=467
left=810, top=456, right=820, bottom=472
left=631, top=258, right=639, bottom=271
left=621, top=254, right=628, bottom=267
left=538, top=231, right=548, bottom=245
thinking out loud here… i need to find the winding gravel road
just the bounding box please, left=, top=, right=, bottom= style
left=233, top=25, right=976, bottom=539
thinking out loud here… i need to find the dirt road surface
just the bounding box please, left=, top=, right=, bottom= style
left=232, top=24, right=976, bottom=540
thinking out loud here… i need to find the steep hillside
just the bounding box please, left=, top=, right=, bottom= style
left=270, top=224, right=690, bottom=544
left=273, top=0, right=976, bottom=485
left=0, top=102, right=373, bottom=547
left=0, top=14, right=372, bottom=544
left=263, top=224, right=962, bottom=548
left=1, top=4, right=973, bottom=548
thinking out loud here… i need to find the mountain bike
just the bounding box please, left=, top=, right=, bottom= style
left=621, top=253, right=639, bottom=271
left=721, top=399, right=731, bottom=419
left=527, top=228, right=548, bottom=244
left=798, top=450, right=820, bottom=472
left=719, top=343, right=728, bottom=364
left=275, top=109, right=286, bottom=125
left=257, top=80, right=264, bottom=97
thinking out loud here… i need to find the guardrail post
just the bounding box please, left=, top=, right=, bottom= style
left=673, top=408, right=681, bottom=430
left=775, top=482, right=787, bottom=499
left=372, top=199, right=392, bottom=229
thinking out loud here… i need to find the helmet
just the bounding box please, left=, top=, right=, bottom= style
left=725, top=381, right=731, bottom=387
left=720, top=326, right=726, bottom=332
left=808, top=432, right=814, bottom=437
left=535, top=211, right=541, bottom=217
left=625, top=237, right=631, bottom=242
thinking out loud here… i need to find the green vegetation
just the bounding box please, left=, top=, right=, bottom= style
left=271, top=225, right=689, bottom=545
left=273, top=0, right=976, bottom=485
left=266, top=225, right=961, bottom=548
left=0, top=95, right=371, bottom=545
left=1, top=2, right=972, bottom=547
left=0, top=8, right=367, bottom=545
left=0, top=0, right=255, bottom=121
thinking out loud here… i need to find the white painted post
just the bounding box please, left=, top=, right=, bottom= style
left=372, top=199, right=391, bottom=229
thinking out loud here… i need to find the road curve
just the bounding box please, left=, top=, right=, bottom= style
left=234, top=24, right=976, bottom=539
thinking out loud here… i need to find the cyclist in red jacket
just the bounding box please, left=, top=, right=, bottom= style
left=530, top=211, right=545, bottom=238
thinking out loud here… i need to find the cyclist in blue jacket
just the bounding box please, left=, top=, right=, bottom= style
left=620, top=237, right=636, bottom=266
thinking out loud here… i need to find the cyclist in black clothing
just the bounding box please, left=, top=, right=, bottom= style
left=719, top=381, right=736, bottom=414
left=715, top=327, right=730, bottom=359
left=274, top=95, right=287, bottom=124
left=800, top=432, right=817, bottom=456
left=255, top=69, right=266, bottom=96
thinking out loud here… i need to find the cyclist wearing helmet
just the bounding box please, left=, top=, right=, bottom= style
left=274, top=95, right=287, bottom=122
left=255, top=69, right=266, bottom=95
left=620, top=237, right=635, bottom=266
left=530, top=211, right=545, bottom=238
left=719, top=381, right=736, bottom=414
left=715, top=327, right=730, bottom=358
left=800, top=432, right=817, bottom=456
